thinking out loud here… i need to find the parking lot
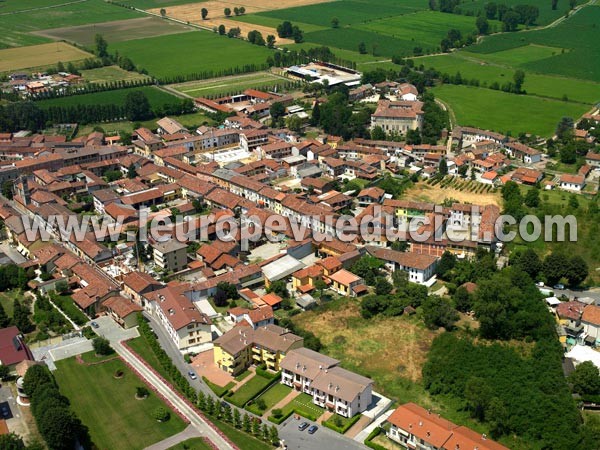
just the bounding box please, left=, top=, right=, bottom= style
left=279, top=414, right=367, bottom=450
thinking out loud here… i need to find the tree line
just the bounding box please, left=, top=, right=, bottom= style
left=268, top=46, right=357, bottom=71
left=29, top=78, right=154, bottom=102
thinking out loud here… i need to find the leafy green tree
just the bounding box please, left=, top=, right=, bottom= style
left=485, top=2, right=497, bottom=19
left=358, top=41, right=367, bottom=54
left=0, top=364, right=9, bottom=380
left=269, top=425, right=280, bottom=446
left=487, top=397, right=510, bottom=438
left=92, top=337, right=114, bottom=356
left=270, top=102, right=286, bottom=127
left=331, top=17, right=339, bottom=28
left=13, top=299, right=34, bottom=334
left=0, top=302, right=9, bottom=328
left=160, top=8, right=166, bottom=16
left=513, top=69, right=525, bottom=93
left=371, top=125, right=386, bottom=140
left=267, top=280, right=289, bottom=298
left=453, top=286, right=472, bottom=312
left=201, top=7, right=208, bottom=19
left=152, top=407, right=170, bottom=422
left=127, top=163, right=137, bottom=179
left=242, top=413, right=252, bottom=432
left=2, top=180, right=13, bottom=199
left=224, top=7, right=231, bottom=16
left=0, top=433, right=26, bottom=450
left=476, top=16, right=490, bottom=34
left=124, top=91, right=152, bottom=121
left=104, top=169, right=122, bottom=182
left=266, top=34, right=276, bottom=48
left=568, top=361, right=600, bottom=396
left=565, top=255, right=588, bottom=286
left=524, top=187, right=540, bottom=207
left=350, top=255, right=384, bottom=286
left=375, top=277, right=393, bottom=295
left=514, top=248, right=541, bottom=280
left=233, top=407, right=241, bottom=428
left=556, top=116, right=574, bottom=142
left=218, top=24, right=226, bottom=35
left=94, top=34, right=108, bottom=58
left=422, top=295, right=458, bottom=330
left=542, top=252, right=568, bottom=286
left=465, top=376, right=493, bottom=420
left=502, top=10, right=520, bottom=31
left=436, top=251, right=456, bottom=279
left=439, top=157, right=448, bottom=175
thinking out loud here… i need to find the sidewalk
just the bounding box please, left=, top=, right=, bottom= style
left=144, top=424, right=203, bottom=450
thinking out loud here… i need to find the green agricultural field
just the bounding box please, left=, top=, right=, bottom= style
left=457, top=0, right=584, bottom=25
left=35, top=86, right=181, bottom=110
left=231, top=14, right=325, bottom=34
left=283, top=42, right=385, bottom=64
left=0, top=0, right=72, bottom=13
left=432, top=84, right=589, bottom=136
left=357, top=11, right=502, bottom=49
left=172, top=72, right=290, bottom=97
left=55, top=356, right=186, bottom=450
left=0, top=0, right=141, bottom=48
left=81, top=66, right=151, bottom=84
left=118, top=0, right=201, bottom=8
left=468, top=5, right=600, bottom=81
left=111, top=31, right=273, bottom=80
left=415, top=53, right=600, bottom=104
left=256, top=0, right=423, bottom=28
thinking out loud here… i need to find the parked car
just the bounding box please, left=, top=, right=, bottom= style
left=90, top=321, right=99, bottom=329
left=536, top=281, right=545, bottom=287
left=220, top=401, right=231, bottom=409
left=298, top=422, right=309, bottom=431
left=1, top=405, right=10, bottom=418
left=188, top=371, right=197, bottom=380
left=553, top=284, right=565, bottom=290
left=308, top=425, right=318, bottom=434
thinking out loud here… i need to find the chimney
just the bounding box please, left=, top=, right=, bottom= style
left=419, top=421, right=423, bottom=427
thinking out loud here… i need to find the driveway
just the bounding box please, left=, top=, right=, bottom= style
left=31, top=336, right=92, bottom=371
left=91, top=315, right=139, bottom=342
left=191, top=349, right=235, bottom=387
left=0, top=384, right=28, bottom=439
left=279, top=414, right=367, bottom=450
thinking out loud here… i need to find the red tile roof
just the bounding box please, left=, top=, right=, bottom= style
left=0, top=326, right=32, bottom=366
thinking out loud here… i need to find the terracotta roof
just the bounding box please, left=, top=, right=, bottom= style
left=122, top=271, right=160, bottom=293
left=328, top=269, right=362, bottom=286
left=261, top=293, right=283, bottom=307
left=387, top=403, right=456, bottom=448
left=0, top=326, right=32, bottom=366
left=103, top=295, right=143, bottom=318
left=317, top=256, right=342, bottom=272
left=444, top=426, right=509, bottom=450
left=582, top=304, right=600, bottom=325
left=367, top=246, right=438, bottom=271
left=149, top=287, right=211, bottom=331
left=560, top=174, right=585, bottom=185
left=215, top=323, right=302, bottom=355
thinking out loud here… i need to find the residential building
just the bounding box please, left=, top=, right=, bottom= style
left=0, top=326, right=33, bottom=374
left=386, top=403, right=509, bottom=450
left=152, top=240, right=188, bottom=273
left=371, top=100, right=424, bottom=133
left=147, top=287, right=212, bottom=352
left=280, top=347, right=373, bottom=418
left=559, top=174, right=585, bottom=192
left=213, top=324, right=303, bottom=376
left=327, top=269, right=367, bottom=296
left=582, top=304, right=600, bottom=343
left=121, top=271, right=162, bottom=307
left=366, top=247, right=438, bottom=285
left=102, top=295, right=143, bottom=329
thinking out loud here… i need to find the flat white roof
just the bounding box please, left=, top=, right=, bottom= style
left=262, top=254, right=305, bottom=281
left=566, top=345, right=600, bottom=369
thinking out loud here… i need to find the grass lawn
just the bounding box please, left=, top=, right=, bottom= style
left=279, top=392, right=323, bottom=421
left=35, top=86, right=180, bottom=109
left=227, top=374, right=273, bottom=407
left=49, top=293, right=88, bottom=325
left=431, top=84, right=590, bottom=137
left=235, top=370, right=252, bottom=382
left=212, top=418, right=271, bottom=450
left=204, top=377, right=235, bottom=397
left=81, top=66, right=151, bottom=84
left=167, top=437, right=213, bottom=450
left=111, top=31, right=273, bottom=80
left=246, top=383, right=292, bottom=415
left=0, top=289, right=20, bottom=318
left=127, top=336, right=178, bottom=387
left=55, top=356, right=186, bottom=450
left=323, top=413, right=361, bottom=433
left=171, top=72, right=291, bottom=97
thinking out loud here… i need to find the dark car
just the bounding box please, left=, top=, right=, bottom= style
left=308, top=425, right=318, bottom=434
left=220, top=401, right=231, bottom=409
left=553, top=284, right=565, bottom=290
left=188, top=371, right=197, bottom=380
left=298, top=422, right=309, bottom=431
left=90, top=321, right=99, bottom=329
left=1, top=405, right=9, bottom=418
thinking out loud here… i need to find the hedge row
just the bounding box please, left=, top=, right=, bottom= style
left=203, top=376, right=234, bottom=397
left=364, top=427, right=387, bottom=450
left=322, top=413, right=361, bottom=434
left=136, top=313, right=197, bottom=403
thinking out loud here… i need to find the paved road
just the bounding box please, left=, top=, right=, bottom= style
left=112, top=338, right=236, bottom=450
left=551, top=287, right=600, bottom=304
left=144, top=424, right=203, bottom=450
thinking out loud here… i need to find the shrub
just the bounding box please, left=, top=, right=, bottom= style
left=92, top=337, right=114, bottom=356
left=81, top=326, right=96, bottom=339
left=271, top=408, right=282, bottom=418
left=136, top=386, right=149, bottom=398
left=152, top=407, right=170, bottom=422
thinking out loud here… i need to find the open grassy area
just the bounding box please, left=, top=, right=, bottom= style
left=111, top=31, right=273, bottom=80
left=227, top=374, right=273, bottom=407
left=279, top=392, right=323, bottom=421
left=119, top=0, right=202, bottom=8
left=127, top=336, right=178, bottom=387
left=0, top=0, right=141, bottom=48
left=246, top=383, right=292, bottom=415
left=168, top=438, right=213, bottom=450
left=0, top=289, right=20, bottom=318
left=81, top=66, right=151, bottom=84
left=35, top=86, right=180, bottom=109
left=292, top=298, right=437, bottom=404
left=0, top=42, right=92, bottom=73
left=55, top=356, right=186, bottom=450
left=432, top=84, right=590, bottom=136
left=457, top=0, right=583, bottom=25
left=171, top=72, right=289, bottom=97
left=211, top=418, right=271, bottom=450
left=49, top=293, right=88, bottom=326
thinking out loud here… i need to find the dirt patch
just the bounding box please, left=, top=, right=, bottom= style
left=0, top=42, right=92, bottom=72
left=403, top=182, right=503, bottom=207
left=33, top=16, right=195, bottom=46
left=149, top=0, right=331, bottom=44
left=294, top=301, right=436, bottom=383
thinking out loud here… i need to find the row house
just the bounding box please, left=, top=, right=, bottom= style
left=259, top=141, right=296, bottom=160
left=559, top=174, right=586, bottom=192
left=280, top=347, right=373, bottom=418
left=366, top=246, right=438, bottom=285
left=504, top=141, right=542, bottom=164
left=452, top=126, right=506, bottom=148
left=585, top=151, right=600, bottom=168
left=213, top=324, right=303, bottom=376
